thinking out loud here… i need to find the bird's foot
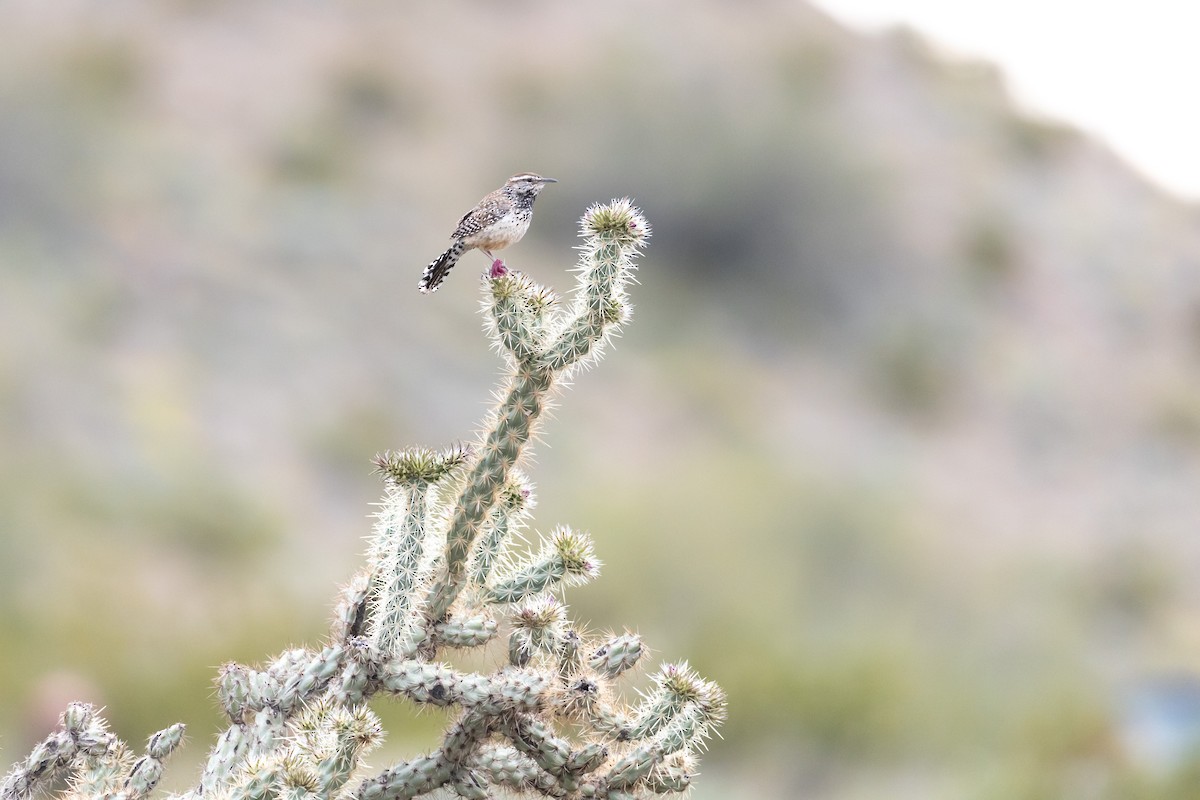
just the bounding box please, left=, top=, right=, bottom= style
left=488, top=259, right=509, bottom=278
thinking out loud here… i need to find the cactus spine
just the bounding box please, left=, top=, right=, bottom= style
left=1, top=199, right=724, bottom=800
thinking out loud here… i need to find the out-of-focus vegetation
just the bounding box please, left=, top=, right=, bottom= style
left=4, top=2, right=1200, bottom=798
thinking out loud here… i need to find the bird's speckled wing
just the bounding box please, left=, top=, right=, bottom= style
left=450, top=189, right=510, bottom=238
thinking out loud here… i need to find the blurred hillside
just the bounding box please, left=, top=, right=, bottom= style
left=5, top=1, right=1200, bottom=798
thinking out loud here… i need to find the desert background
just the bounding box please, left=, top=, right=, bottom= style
left=5, top=2, right=1200, bottom=798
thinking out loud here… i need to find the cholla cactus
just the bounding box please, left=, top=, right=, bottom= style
left=2, top=199, right=725, bottom=800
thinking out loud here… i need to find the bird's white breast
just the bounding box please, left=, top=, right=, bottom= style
left=468, top=213, right=531, bottom=251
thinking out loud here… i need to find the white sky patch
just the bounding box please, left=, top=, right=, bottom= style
left=809, top=0, right=1200, bottom=201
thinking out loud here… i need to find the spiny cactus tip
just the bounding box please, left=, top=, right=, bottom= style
left=582, top=198, right=650, bottom=244
left=512, top=595, right=568, bottom=630
left=550, top=526, right=601, bottom=584
left=373, top=444, right=472, bottom=485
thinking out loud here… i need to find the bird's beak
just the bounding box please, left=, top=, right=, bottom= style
left=540, top=177, right=559, bottom=183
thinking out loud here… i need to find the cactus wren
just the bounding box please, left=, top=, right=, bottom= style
left=419, top=172, right=558, bottom=294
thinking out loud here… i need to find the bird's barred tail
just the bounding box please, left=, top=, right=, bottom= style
left=419, top=241, right=466, bottom=294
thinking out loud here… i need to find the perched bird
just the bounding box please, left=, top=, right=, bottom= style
left=419, top=173, right=558, bottom=294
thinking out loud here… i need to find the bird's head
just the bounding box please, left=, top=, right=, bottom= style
left=505, top=172, right=558, bottom=200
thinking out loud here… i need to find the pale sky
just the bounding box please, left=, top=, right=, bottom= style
left=808, top=0, right=1200, bottom=202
